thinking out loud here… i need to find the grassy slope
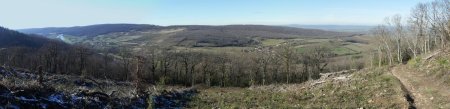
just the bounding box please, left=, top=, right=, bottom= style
left=404, top=50, right=450, bottom=107
left=189, top=68, right=407, bottom=108
left=408, top=50, right=450, bottom=85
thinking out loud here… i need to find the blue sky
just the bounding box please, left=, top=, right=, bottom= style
left=0, top=0, right=432, bottom=29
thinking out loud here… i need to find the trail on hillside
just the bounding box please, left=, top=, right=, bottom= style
left=391, top=66, right=450, bottom=109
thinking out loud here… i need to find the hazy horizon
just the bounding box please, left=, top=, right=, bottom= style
left=1, top=0, right=433, bottom=29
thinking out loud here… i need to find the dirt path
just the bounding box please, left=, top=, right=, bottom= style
left=391, top=65, right=450, bottom=109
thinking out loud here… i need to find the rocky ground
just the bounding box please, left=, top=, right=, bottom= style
left=153, top=88, right=198, bottom=109
left=0, top=66, right=197, bottom=109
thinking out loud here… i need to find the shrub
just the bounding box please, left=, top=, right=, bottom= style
left=408, top=57, right=422, bottom=67
left=437, top=57, right=450, bottom=69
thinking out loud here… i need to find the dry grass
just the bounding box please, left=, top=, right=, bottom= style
left=402, top=50, right=450, bottom=108
left=409, top=49, right=450, bottom=86
left=188, top=68, right=408, bottom=108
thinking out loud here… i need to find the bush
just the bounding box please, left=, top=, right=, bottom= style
left=408, top=57, right=422, bottom=67
left=437, top=57, right=450, bottom=69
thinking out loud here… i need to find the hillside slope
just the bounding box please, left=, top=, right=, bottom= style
left=189, top=68, right=409, bottom=108
left=0, top=27, right=53, bottom=48
left=18, top=24, right=161, bottom=37
left=286, top=24, right=374, bottom=33
left=391, top=50, right=450, bottom=108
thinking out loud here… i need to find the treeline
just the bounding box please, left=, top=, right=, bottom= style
left=0, top=41, right=358, bottom=87
left=372, top=0, right=450, bottom=65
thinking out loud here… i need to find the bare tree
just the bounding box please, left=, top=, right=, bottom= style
left=199, top=54, right=213, bottom=86
left=214, top=53, right=230, bottom=87
left=132, top=55, right=146, bottom=94
left=429, top=0, right=450, bottom=48
left=389, top=15, right=406, bottom=63
left=409, top=3, right=430, bottom=54
left=118, top=47, right=132, bottom=81
left=277, top=43, right=296, bottom=84
left=75, top=45, right=89, bottom=76
left=37, top=66, right=44, bottom=87
left=301, top=45, right=332, bottom=80
left=374, top=24, right=394, bottom=65
left=101, top=48, right=111, bottom=79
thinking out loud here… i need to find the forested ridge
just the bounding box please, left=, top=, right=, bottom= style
left=0, top=27, right=55, bottom=48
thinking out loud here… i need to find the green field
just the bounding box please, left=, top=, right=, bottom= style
left=180, top=37, right=370, bottom=56
left=261, top=39, right=285, bottom=46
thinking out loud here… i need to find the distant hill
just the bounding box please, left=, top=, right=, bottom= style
left=286, top=25, right=375, bottom=33
left=19, top=24, right=161, bottom=37
left=19, top=24, right=352, bottom=48
left=0, top=26, right=53, bottom=48
left=170, top=25, right=346, bottom=38
left=166, top=25, right=350, bottom=47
